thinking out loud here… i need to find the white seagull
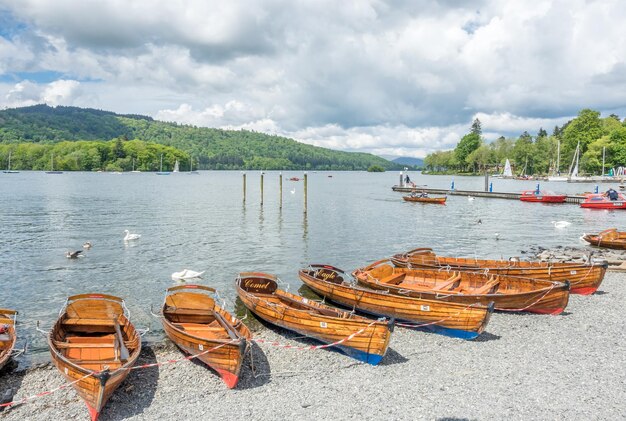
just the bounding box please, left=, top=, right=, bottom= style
left=552, top=221, right=571, bottom=229
left=83, top=241, right=92, bottom=249
left=171, top=269, right=205, bottom=281
left=124, top=230, right=141, bottom=241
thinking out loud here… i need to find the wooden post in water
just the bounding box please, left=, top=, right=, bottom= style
left=484, top=170, right=489, bottom=192
left=279, top=172, right=283, bottom=209
left=304, top=172, right=308, bottom=214
left=260, top=171, right=264, bottom=206
left=243, top=172, right=246, bottom=203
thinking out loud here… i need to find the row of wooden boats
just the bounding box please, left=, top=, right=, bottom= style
left=2, top=248, right=608, bottom=420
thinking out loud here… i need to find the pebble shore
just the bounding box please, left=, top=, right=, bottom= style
left=1, top=272, right=624, bottom=421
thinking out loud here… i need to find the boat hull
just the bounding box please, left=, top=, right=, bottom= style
left=48, top=294, right=141, bottom=421
left=160, top=285, right=251, bottom=388
left=298, top=266, right=492, bottom=340
left=582, top=229, right=626, bottom=250
left=236, top=272, right=392, bottom=365
left=402, top=196, right=446, bottom=204
left=390, top=248, right=607, bottom=295
left=353, top=262, right=570, bottom=315
left=0, top=309, right=17, bottom=370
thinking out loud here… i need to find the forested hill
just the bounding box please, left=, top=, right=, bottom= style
left=0, top=104, right=398, bottom=171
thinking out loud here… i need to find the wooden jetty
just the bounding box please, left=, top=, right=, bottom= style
left=392, top=186, right=586, bottom=204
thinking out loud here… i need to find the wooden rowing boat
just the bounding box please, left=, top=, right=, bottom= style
left=48, top=294, right=141, bottom=421
left=353, top=260, right=570, bottom=315
left=402, top=195, right=447, bottom=204
left=298, top=265, right=493, bottom=340
left=160, top=284, right=251, bottom=388
left=582, top=228, right=626, bottom=250
left=236, top=272, right=393, bottom=365
left=390, top=248, right=607, bottom=295
left=0, top=309, right=17, bottom=370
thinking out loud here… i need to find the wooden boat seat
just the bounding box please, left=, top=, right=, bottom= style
left=63, top=318, right=123, bottom=326
left=164, top=308, right=212, bottom=316
left=379, top=272, right=405, bottom=285
left=175, top=322, right=231, bottom=339
left=55, top=341, right=116, bottom=349
left=432, top=274, right=462, bottom=291
left=473, top=278, right=500, bottom=294
left=77, top=360, right=123, bottom=370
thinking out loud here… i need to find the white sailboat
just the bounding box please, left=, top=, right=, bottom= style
left=3, top=151, right=19, bottom=173
left=45, top=153, right=63, bottom=174
left=547, top=139, right=567, bottom=181
left=173, top=159, right=179, bottom=173
left=502, top=159, right=513, bottom=177
left=156, top=154, right=170, bottom=175
left=187, top=157, right=199, bottom=174
left=567, top=141, right=590, bottom=182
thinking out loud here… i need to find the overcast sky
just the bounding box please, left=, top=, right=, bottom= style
left=1, top=1, right=625, bottom=158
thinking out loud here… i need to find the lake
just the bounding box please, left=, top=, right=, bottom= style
left=1, top=170, right=624, bottom=361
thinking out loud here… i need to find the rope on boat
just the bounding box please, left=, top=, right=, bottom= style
left=0, top=340, right=239, bottom=410
left=496, top=283, right=557, bottom=312
left=0, top=372, right=92, bottom=409
left=252, top=320, right=378, bottom=351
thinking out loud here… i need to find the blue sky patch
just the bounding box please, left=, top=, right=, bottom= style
left=0, top=9, right=28, bottom=40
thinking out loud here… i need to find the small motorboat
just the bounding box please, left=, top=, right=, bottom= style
left=236, top=271, right=393, bottom=364
left=580, top=193, right=626, bottom=209
left=0, top=309, right=17, bottom=370
left=519, top=190, right=566, bottom=203
left=288, top=177, right=300, bottom=181
left=582, top=228, right=626, bottom=250
left=160, top=284, right=251, bottom=388
left=402, top=195, right=446, bottom=204
left=48, top=294, right=141, bottom=421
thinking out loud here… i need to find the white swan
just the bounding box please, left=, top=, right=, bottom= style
left=552, top=221, right=571, bottom=229
left=124, top=230, right=141, bottom=241
left=290, top=188, right=296, bottom=194
left=468, top=196, right=475, bottom=201
left=171, top=269, right=205, bottom=281
left=83, top=242, right=92, bottom=249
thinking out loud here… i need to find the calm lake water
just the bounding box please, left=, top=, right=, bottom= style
left=1, top=170, right=624, bottom=361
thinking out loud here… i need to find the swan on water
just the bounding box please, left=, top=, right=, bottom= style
left=124, top=230, right=141, bottom=241
left=552, top=221, right=571, bottom=229
left=171, top=269, right=205, bottom=281
left=495, top=233, right=500, bottom=240
left=65, top=250, right=83, bottom=259
left=468, top=196, right=475, bottom=201
left=83, top=242, right=92, bottom=249
left=290, top=188, right=296, bottom=194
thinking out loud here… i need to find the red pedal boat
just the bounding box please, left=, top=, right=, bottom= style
left=580, top=193, right=626, bottom=209
left=519, top=190, right=566, bottom=203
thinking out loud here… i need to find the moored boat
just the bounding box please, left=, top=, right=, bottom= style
left=48, top=294, right=141, bottom=421
left=582, top=228, right=626, bottom=250
left=0, top=309, right=17, bottom=370
left=519, top=190, right=566, bottom=203
left=236, top=272, right=392, bottom=365
left=160, top=284, right=251, bottom=388
left=298, top=265, right=493, bottom=340
left=390, top=248, right=607, bottom=295
left=402, top=195, right=447, bottom=204
left=580, top=193, right=626, bottom=209
left=353, top=260, right=570, bottom=315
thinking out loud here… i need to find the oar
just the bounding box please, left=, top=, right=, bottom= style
left=114, top=319, right=130, bottom=360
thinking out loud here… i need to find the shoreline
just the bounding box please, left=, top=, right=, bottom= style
left=1, top=272, right=624, bottom=420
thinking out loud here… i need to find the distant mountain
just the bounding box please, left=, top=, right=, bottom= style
left=0, top=105, right=403, bottom=171
left=392, top=157, right=424, bottom=167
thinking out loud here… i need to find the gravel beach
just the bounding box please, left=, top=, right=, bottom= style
left=1, top=272, right=624, bottom=421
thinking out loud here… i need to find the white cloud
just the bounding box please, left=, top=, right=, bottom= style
left=2, top=0, right=626, bottom=157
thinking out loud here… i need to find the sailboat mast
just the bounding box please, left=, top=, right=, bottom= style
left=7, top=151, right=11, bottom=171
left=556, top=139, right=560, bottom=174
left=602, top=146, right=606, bottom=176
